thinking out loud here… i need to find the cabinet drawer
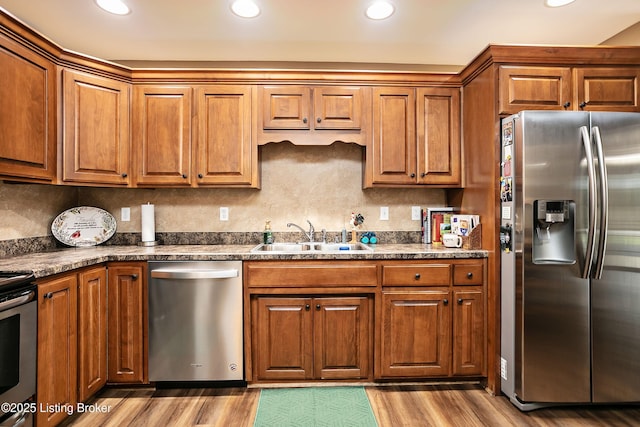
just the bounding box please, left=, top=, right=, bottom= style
left=245, top=262, right=377, bottom=287
left=382, top=264, right=451, bottom=287
left=453, top=263, right=484, bottom=286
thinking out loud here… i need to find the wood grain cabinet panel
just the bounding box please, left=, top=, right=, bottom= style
left=574, top=67, right=640, bottom=112
left=62, top=69, right=131, bottom=185
left=77, top=266, right=108, bottom=402
left=133, top=86, right=193, bottom=186
left=499, top=66, right=572, bottom=114
left=0, top=34, right=56, bottom=182
left=107, top=262, right=147, bottom=384
left=36, top=273, right=78, bottom=427
left=453, top=288, right=485, bottom=376
left=196, top=85, right=257, bottom=187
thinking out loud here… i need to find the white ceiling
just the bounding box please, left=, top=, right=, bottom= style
left=0, top=0, right=639, bottom=71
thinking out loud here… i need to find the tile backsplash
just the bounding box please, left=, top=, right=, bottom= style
left=0, top=142, right=446, bottom=253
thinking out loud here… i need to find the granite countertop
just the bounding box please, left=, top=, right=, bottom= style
left=0, top=244, right=488, bottom=278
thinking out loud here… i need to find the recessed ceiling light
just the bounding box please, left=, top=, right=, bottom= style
left=231, top=0, right=260, bottom=18
left=366, top=1, right=394, bottom=20
left=95, top=0, right=130, bottom=15
left=544, top=0, right=576, bottom=7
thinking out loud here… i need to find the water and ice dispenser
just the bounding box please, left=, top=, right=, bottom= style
left=532, top=200, right=576, bottom=264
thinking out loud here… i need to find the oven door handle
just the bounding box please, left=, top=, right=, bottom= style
left=0, top=290, right=36, bottom=312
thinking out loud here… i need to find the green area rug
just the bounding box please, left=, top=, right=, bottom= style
left=254, top=386, right=378, bottom=427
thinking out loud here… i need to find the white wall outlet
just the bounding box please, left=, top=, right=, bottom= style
left=380, top=206, right=389, bottom=221
left=411, top=206, right=421, bottom=221
left=220, top=207, right=229, bottom=221
left=121, top=207, right=130, bottom=222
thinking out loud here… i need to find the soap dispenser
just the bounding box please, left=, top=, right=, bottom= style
left=263, top=220, right=274, bottom=244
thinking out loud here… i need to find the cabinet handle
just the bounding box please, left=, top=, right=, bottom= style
left=305, top=304, right=310, bottom=311
left=121, top=172, right=128, bottom=178
left=467, top=272, right=473, bottom=279
left=410, top=173, right=416, bottom=178
left=303, top=117, right=308, bottom=124
left=563, top=101, right=571, bottom=109
left=421, top=172, right=426, bottom=178
left=131, top=274, right=138, bottom=280
left=198, top=173, right=203, bottom=179
left=44, top=292, right=53, bottom=300
left=317, top=117, right=322, bottom=123
left=443, top=299, right=449, bottom=305
left=414, top=273, right=421, bottom=280
left=579, top=101, right=588, bottom=109
left=458, top=298, right=463, bottom=305
left=316, top=304, right=321, bottom=310
left=182, top=174, right=188, bottom=179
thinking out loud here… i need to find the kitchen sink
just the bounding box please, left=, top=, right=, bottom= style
left=250, top=242, right=373, bottom=253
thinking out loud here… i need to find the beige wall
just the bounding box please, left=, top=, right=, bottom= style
left=1, top=143, right=446, bottom=241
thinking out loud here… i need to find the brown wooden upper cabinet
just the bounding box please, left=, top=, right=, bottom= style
left=499, top=65, right=640, bottom=114
left=0, top=33, right=56, bottom=182
left=257, top=86, right=370, bottom=146
left=366, top=86, right=461, bottom=187
left=61, top=69, right=131, bottom=186
left=133, top=86, right=193, bottom=186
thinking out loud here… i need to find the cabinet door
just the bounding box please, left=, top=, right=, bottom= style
left=0, top=34, right=56, bottom=182
left=416, top=87, right=461, bottom=186
left=574, top=67, right=640, bottom=112
left=452, top=288, right=485, bottom=376
left=499, top=66, right=572, bottom=114
left=37, top=273, right=78, bottom=427
left=379, top=291, right=451, bottom=377
left=260, top=86, right=311, bottom=129
left=314, top=296, right=371, bottom=380
left=133, top=86, right=193, bottom=186
left=369, top=87, right=416, bottom=184
left=313, top=87, right=362, bottom=130
left=196, top=85, right=257, bottom=186
left=62, top=69, right=131, bottom=185
left=107, top=263, right=147, bottom=384
left=77, top=266, right=107, bottom=402
left=254, top=297, right=314, bottom=380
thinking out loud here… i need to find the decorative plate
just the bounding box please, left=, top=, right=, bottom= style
left=52, top=206, right=117, bottom=247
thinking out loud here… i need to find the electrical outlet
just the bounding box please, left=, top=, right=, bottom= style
left=411, top=206, right=421, bottom=221
left=220, top=207, right=229, bottom=221
left=380, top=206, right=389, bottom=221
left=121, top=207, right=130, bottom=222
left=500, top=357, right=507, bottom=380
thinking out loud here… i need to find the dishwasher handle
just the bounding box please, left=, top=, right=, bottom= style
left=151, top=268, right=239, bottom=280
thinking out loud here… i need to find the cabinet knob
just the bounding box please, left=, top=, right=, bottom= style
left=131, top=274, right=138, bottom=280
left=467, top=272, right=473, bottom=279
left=44, top=292, right=53, bottom=300
left=303, top=117, right=308, bottom=124
left=305, top=304, right=310, bottom=311
left=198, top=173, right=203, bottom=179
left=410, top=173, right=416, bottom=178
left=316, top=304, right=321, bottom=310
left=421, top=172, right=426, bottom=178
left=121, top=172, right=128, bottom=178
left=563, top=102, right=571, bottom=109
left=414, top=273, right=421, bottom=280
left=458, top=298, right=463, bottom=305
left=443, top=299, right=449, bottom=305
left=579, top=101, right=588, bottom=109
left=317, top=117, right=322, bottom=123
left=182, top=174, right=188, bottom=179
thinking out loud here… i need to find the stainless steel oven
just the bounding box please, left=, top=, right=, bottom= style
left=0, top=273, right=36, bottom=427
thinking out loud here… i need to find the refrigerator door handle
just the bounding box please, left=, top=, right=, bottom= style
left=581, top=125, right=597, bottom=279
left=592, top=126, right=609, bottom=279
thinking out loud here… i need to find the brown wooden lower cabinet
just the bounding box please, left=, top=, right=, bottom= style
left=452, top=288, right=485, bottom=376
left=36, top=272, right=78, bottom=427
left=107, top=262, right=148, bottom=384
left=252, top=295, right=372, bottom=381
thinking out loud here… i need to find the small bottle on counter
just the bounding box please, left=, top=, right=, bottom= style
left=263, top=220, right=274, bottom=244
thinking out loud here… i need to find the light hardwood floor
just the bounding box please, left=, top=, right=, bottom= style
left=61, top=384, right=640, bottom=427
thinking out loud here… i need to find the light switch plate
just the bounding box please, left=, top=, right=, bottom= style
left=220, top=207, right=229, bottom=221
left=380, top=206, right=389, bottom=221
left=411, top=206, right=421, bottom=221
left=121, top=207, right=130, bottom=222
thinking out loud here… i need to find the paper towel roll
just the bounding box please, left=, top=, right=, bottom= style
left=141, top=203, right=155, bottom=242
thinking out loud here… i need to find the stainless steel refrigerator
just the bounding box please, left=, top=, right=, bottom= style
left=500, top=110, right=640, bottom=410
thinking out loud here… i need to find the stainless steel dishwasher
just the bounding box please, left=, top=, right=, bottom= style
left=148, top=261, right=243, bottom=382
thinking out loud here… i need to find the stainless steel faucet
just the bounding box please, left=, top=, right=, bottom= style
left=287, top=220, right=315, bottom=242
